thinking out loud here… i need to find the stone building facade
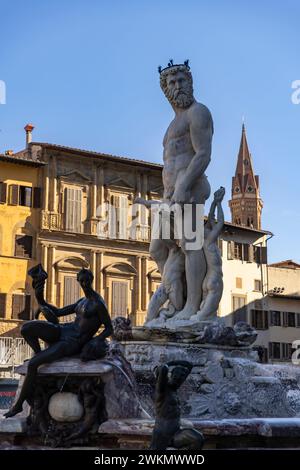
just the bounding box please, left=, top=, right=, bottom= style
left=0, top=125, right=299, bottom=365
left=259, top=261, right=300, bottom=362
left=35, top=141, right=164, bottom=327
left=0, top=149, right=44, bottom=336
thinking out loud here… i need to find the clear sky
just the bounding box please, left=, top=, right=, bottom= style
left=0, top=0, right=299, bottom=263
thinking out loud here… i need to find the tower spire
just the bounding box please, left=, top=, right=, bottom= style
left=229, top=124, right=263, bottom=229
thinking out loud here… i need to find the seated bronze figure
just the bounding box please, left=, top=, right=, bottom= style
left=5, top=264, right=113, bottom=418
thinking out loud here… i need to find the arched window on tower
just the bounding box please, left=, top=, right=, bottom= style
left=247, top=217, right=254, bottom=228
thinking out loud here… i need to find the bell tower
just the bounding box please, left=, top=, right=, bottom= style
left=229, top=124, right=263, bottom=229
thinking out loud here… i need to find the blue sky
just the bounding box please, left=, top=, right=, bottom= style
left=0, top=0, right=299, bottom=263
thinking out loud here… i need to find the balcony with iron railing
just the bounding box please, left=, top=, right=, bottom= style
left=41, top=211, right=62, bottom=231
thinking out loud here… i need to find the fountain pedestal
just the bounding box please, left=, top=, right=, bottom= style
left=10, top=355, right=147, bottom=447
left=120, top=338, right=300, bottom=420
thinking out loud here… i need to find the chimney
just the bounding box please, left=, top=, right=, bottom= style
left=24, top=123, right=35, bottom=147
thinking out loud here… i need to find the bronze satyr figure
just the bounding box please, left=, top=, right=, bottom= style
left=5, top=264, right=113, bottom=418
left=150, top=360, right=204, bottom=450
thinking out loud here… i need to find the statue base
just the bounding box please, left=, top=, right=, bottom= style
left=134, top=319, right=258, bottom=347
left=120, top=339, right=300, bottom=420
left=2, top=334, right=300, bottom=448
left=9, top=352, right=148, bottom=447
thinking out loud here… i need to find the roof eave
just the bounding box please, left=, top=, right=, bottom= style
left=30, top=142, right=163, bottom=170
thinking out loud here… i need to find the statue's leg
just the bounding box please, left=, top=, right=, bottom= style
left=168, top=279, right=184, bottom=311
left=146, top=285, right=168, bottom=322
left=172, top=428, right=204, bottom=450
left=149, top=238, right=169, bottom=276
left=4, top=341, right=73, bottom=418
left=21, top=320, right=60, bottom=354
left=191, top=277, right=223, bottom=321
left=172, top=248, right=206, bottom=320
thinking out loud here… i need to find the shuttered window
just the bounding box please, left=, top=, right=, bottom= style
left=33, top=187, right=42, bottom=208
left=19, top=186, right=32, bottom=207
left=0, top=182, right=7, bottom=204
left=248, top=245, right=254, bottom=262
left=217, top=238, right=223, bottom=256
left=111, top=281, right=128, bottom=318
left=254, top=279, right=262, bottom=292
left=14, top=235, right=33, bottom=258
left=227, top=241, right=234, bottom=260
left=64, top=276, right=81, bottom=305
left=0, top=294, right=6, bottom=318
left=9, top=185, right=19, bottom=205
left=140, top=200, right=149, bottom=241
left=5, top=185, right=40, bottom=207
left=288, top=312, right=296, bottom=327
left=62, top=276, right=81, bottom=322
left=227, top=242, right=252, bottom=262
left=296, top=313, right=300, bottom=328
left=282, top=311, right=288, bottom=327
left=234, top=243, right=243, bottom=260
left=117, top=195, right=128, bottom=239
left=269, top=342, right=281, bottom=360
left=282, top=311, right=296, bottom=327
left=270, top=310, right=281, bottom=326
left=232, top=295, right=247, bottom=323
left=243, top=244, right=249, bottom=261
left=269, top=343, right=293, bottom=361
left=108, top=194, right=129, bottom=239
left=282, top=343, right=292, bottom=360
left=251, top=309, right=268, bottom=329
left=108, top=194, right=117, bottom=238
left=254, top=246, right=268, bottom=264
left=11, top=294, right=31, bottom=320
left=65, top=188, right=82, bottom=232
